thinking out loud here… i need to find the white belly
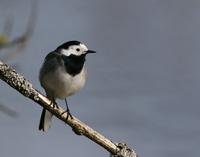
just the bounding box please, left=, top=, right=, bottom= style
left=41, top=67, right=86, bottom=99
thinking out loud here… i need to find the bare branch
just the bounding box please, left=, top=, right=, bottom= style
left=0, top=61, right=138, bottom=157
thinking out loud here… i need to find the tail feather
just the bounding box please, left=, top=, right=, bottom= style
left=39, top=108, right=53, bottom=132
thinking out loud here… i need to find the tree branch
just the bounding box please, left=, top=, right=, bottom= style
left=0, top=61, right=138, bottom=157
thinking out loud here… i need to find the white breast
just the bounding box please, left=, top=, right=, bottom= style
left=41, top=67, right=86, bottom=99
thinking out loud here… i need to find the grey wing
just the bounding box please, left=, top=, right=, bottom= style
left=39, top=51, right=63, bottom=85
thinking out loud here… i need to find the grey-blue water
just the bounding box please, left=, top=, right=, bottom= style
left=0, top=0, right=200, bottom=157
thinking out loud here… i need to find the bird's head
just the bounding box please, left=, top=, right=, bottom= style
left=57, top=40, right=96, bottom=57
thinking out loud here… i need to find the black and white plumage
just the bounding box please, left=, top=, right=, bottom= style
left=39, top=41, right=96, bottom=132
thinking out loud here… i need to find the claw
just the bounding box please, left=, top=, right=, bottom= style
left=61, top=98, right=73, bottom=120
left=49, top=95, right=58, bottom=108
left=52, top=102, right=59, bottom=109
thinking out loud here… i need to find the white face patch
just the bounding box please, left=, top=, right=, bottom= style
left=60, top=44, right=88, bottom=56
left=80, top=43, right=88, bottom=51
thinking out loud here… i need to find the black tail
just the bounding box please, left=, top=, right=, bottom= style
left=39, top=108, right=46, bottom=131
left=39, top=108, right=53, bottom=132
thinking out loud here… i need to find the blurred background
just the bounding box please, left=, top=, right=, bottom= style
left=0, top=0, right=200, bottom=157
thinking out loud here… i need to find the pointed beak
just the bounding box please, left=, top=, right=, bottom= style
left=86, top=50, right=96, bottom=54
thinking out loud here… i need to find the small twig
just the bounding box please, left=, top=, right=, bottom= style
left=3, top=15, right=13, bottom=38
left=0, top=103, right=18, bottom=118
left=0, top=61, right=138, bottom=157
left=0, top=0, right=38, bottom=61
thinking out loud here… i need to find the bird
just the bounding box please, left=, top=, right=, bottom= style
left=38, top=40, right=96, bottom=132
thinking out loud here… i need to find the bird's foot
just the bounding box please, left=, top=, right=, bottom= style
left=50, top=100, right=58, bottom=109
left=61, top=108, right=73, bottom=120
left=52, top=102, right=59, bottom=109
left=62, top=98, right=73, bottom=120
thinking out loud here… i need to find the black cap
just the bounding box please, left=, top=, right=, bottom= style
left=57, top=40, right=81, bottom=50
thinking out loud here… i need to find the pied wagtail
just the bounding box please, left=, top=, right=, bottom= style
left=39, top=40, right=96, bottom=132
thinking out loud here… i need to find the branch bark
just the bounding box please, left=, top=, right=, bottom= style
left=0, top=61, right=138, bottom=157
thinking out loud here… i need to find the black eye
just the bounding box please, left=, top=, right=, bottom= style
left=76, top=48, right=80, bottom=52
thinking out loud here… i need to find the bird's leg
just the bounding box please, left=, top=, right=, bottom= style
left=61, top=98, right=73, bottom=119
left=50, top=95, right=58, bottom=108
